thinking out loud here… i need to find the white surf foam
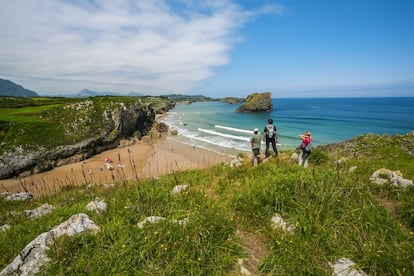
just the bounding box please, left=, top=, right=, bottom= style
left=214, top=125, right=256, bottom=134
left=198, top=128, right=250, bottom=142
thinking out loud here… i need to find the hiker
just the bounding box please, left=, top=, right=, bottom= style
left=298, top=131, right=312, bottom=167
left=263, top=118, right=278, bottom=157
left=250, top=128, right=261, bottom=166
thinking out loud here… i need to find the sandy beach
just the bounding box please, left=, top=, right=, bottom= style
left=0, top=135, right=232, bottom=197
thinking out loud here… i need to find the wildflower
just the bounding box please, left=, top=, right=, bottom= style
left=198, top=257, right=202, bottom=261
left=122, top=244, right=126, bottom=248
left=410, top=231, right=413, bottom=235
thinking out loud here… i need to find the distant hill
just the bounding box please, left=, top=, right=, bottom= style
left=163, top=94, right=212, bottom=99
left=76, top=89, right=101, bottom=97
left=0, top=79, right=39, bottom=97
left=163, top=94, right=215, bottom=103
left=75, top=89, right=144, bottom=98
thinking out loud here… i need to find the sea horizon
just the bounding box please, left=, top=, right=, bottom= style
left=159, top=96, right=414, bottom=157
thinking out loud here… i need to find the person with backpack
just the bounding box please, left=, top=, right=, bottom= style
left=250, top=128, right=261, bottom=166
left=298, top=131, right=312, bottom=167
left=263, top=118, right=278, bottom=157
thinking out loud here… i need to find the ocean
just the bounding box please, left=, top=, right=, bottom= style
left=159, top=97, right=414, bottom=157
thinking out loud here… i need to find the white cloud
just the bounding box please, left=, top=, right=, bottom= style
left=0, top=0, right=282, bottom=95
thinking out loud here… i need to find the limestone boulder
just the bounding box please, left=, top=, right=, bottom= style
left=171, top=184, right=189, bottom=195
left=0, top=213, right=99, bottom=276
left=137, top=216, right=189, bottom=229
left=86, top=199, right=107, bottom=214
left=330, top=258, right=367, bottom=276
left=271, top=213, right=295, bottom=233
left=230, top=157, right=243, bottom=167
left=24, top=203, right=54, bottom=219
left=370, top=168, right=413, bottom=187
left=1, top=192, right=33, bottom=201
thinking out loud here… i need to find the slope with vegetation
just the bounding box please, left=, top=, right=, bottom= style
left=0, top=96, right=175, bottom=179
left=1, top=132, right=413, bottom=275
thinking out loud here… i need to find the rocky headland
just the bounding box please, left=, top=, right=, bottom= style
left=0, top=96, right=175, bottom=179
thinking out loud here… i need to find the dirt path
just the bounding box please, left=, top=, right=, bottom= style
left=236, top=229, right=270, bottom=275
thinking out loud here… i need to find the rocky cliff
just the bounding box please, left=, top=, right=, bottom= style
left=0, top=97, right=175, bottom=179
left=236, top=92, right=272, bottom=112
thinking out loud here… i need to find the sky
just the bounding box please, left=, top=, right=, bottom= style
left=1, top=0, right=414, bottom=98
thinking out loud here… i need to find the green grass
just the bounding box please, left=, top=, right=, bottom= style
left=0, top=96, right=173, bottom=155
left=1, top=131, right=414, bottom=274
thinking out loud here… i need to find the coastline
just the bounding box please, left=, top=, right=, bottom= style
left=0, top=134, right=232, bottom=197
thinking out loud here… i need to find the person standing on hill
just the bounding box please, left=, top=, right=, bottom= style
left=250, top=128, right=261, bottom=166
left=263, top=118, right=278, bottom=157
left=298, top=131, right=312, bottom=167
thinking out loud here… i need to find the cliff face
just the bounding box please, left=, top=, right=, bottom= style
left=0, top=97, right=175, bottom=179
left=236, top=92, right=272, bottom=112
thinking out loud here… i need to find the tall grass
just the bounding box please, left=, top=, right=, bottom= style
left=1, top=133, right=414, bottom=275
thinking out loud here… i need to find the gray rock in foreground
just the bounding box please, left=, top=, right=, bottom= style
left=370, top=168, right=413, bottom=187
left=24, top=203, right=54, bottom=220
left=0, top=213, right=99, bottom=276
left=330, top=258, right=367, bottom=276
left=1, top=192, right=33, bottom=201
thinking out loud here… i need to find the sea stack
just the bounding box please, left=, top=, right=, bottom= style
left=236, top=92, right=272, bottom=112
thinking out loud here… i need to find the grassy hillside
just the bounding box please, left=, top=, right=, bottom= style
left=0, top=96, right=170, bottom=155
left=1, top=133, right=414, bottom=275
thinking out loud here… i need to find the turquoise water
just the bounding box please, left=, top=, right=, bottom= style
left=160, top=97, right=414, bottom=156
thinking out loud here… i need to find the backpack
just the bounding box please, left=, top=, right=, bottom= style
left=266, top=124, right=275, bottom=138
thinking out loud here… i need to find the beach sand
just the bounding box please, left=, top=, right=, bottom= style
left=0, top=135, right=232, bottom=197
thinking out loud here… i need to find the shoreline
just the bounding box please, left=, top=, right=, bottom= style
left=0, top=135, right=232, bottom=197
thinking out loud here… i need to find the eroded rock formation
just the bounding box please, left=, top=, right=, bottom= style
left=236, top=92, right=272, bottom=112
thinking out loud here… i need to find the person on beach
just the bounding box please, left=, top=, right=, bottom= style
left=263, top=118, right=278, bottom=157
left=298, top=131, right=312, bottom=167
left=250, top=128, right=261, bottom=166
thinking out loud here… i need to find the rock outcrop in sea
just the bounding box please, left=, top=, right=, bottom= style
left=236, top=92, right=272, bottom=112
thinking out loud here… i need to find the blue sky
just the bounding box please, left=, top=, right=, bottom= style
left=1, top=0, right=413, bottom=98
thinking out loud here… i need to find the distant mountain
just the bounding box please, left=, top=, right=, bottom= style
left=163, top=94, right=214, bottom=100
left=75, top=89, right=144, bottom=98
left=0, top=79, right=39, bottom=97
left=76, top=89, right=101, bottom=97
